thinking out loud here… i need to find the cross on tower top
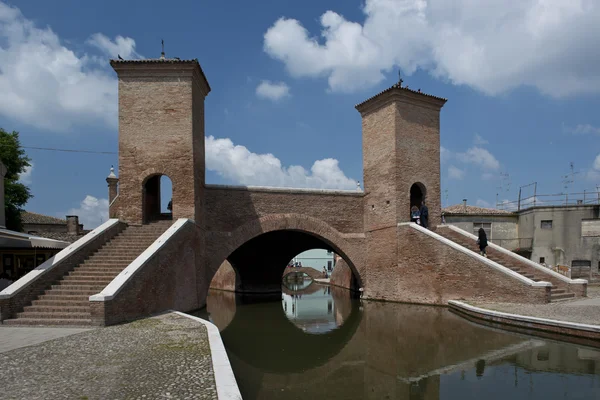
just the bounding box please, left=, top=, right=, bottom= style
left=398, top=70, right=403, bottom=87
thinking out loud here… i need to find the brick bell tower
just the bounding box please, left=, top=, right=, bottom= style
left=356, top=78, right=446, bottom=284
left=109, top=52, right=210, bottom=225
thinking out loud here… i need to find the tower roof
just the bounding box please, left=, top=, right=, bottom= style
left=355, top=82, right=447, bottom=114
left=110, top=58, right=211, bottom=93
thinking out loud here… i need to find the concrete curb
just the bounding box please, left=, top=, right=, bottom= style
left=448, top=300, right=600, bottom=342
left=173, top=311, right=242, bottom=400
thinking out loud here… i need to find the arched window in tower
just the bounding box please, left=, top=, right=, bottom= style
left=409, top=183, right=427, bottom=222
left=142, top=174, right=173, bottom=223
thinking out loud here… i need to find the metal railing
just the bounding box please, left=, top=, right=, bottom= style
left=497, top=190, right=600, bottom=212
left=489, top=238, right=533, bottom=250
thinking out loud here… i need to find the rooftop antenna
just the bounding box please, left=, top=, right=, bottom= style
left=561, top=161, right=578, bottom=191
left=160, top=39, right=165, bottom=60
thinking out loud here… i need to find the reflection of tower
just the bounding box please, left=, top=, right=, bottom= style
left=475, top=359, right=486, bottom=378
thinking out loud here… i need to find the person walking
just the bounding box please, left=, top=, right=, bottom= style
left=477, top=227, right=488, bottom=257
left=419, top=200, right=429, bottom=229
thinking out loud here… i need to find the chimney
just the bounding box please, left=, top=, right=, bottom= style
left=66, top=215, right=80, bottom=235
left=462, top=199, right=468, bottom=213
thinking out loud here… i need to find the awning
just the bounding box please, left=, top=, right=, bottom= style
left=0, top=228, right=69, bottom=250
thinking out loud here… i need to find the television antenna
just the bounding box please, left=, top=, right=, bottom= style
left=561, top=162, right=579, bottom=191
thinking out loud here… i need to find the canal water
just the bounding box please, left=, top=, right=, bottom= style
left=199, top=281, right=600, bottom=400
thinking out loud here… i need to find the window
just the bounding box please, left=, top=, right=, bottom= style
left=539, top=257, right=545, bottom=264
left=541, top=220, right=553, bottom=229
left=473, top=222, right=491, bottom=239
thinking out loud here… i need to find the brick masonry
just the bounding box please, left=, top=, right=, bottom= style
left=364, top=225, right=550, bottom=304
left=90, top=221, right=203, bottom=326
left=0, top=221, right=125, bottom=322
left=90, top=57, right=569, bottom=325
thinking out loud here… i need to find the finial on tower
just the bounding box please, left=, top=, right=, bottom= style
left=108, top=165, right=117, bottom=178
left=357, top=181, right=361, bottom=191
left=160, top=39, right=165, bottom=60
left=398, top=70, right=403, bottom=88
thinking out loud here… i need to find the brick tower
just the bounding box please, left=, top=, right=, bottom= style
left=356, top=81, right=446, bottom=285
left=110, top=56, right=210, bottom=224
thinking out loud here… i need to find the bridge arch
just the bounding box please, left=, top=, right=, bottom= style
left=207, top=213, right=364, bottom=293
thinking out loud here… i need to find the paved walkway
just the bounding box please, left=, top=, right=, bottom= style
left=0, top=312, right=217, bottom=400
left=0, top=326, right=92, bottom=354
left=470, top=286, right=600, bottom=327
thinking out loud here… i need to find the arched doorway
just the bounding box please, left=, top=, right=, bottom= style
left=410, top=182, right=426, bottom=217
left=142, top=174, right=173, bottom=223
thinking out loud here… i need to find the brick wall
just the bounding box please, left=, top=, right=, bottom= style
left=0, top=221, right=125, bottom=321
left=209, top=260, right=237, bottom=291
left=90, top=221, right=202, bottom=326
left=364, top=225, right=549, bottom=305
left=330, top=258, right=355, bottom=290
left=111, top=61, right=209, bottom=225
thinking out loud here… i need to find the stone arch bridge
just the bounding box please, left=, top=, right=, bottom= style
left=0, top=54, right=585, bottom=327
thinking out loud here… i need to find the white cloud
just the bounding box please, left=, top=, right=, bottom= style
left=0, top=2, right=139, bottom=132
left=67, top=195, right=109, bottom=229
left=476, top=199, right=491, bottom=208
left=474, top=134, right=488, bottom=145
left=256, top=80, right=291, bottom=101
left=440, top=146, right=451, bottom=164
left=448, top=165, right=465, bottom=180
left=86, top=33, right=140, bottom=59
left=263, top=0, right=600, bottom=97
left=18, top=162, right=33, bottom=184
left=205, top=135, right=357, bottom=190
left=564, top=123, right=600, bottom=136
left=587, top=154, right=600, bottom=181
left=456, top=147, right=500, bottom=171
left=481, top=172, right=495, bottom=181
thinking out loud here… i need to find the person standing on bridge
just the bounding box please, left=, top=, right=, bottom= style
left=419, top=200, right=429, bottom=229
left=477, top=227, right=488, bottom=258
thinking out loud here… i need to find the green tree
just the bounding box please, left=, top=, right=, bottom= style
left=0, top=129, right=32, bottom=231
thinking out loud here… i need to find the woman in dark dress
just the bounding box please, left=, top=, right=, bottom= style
left=477, top=228, right=488, bottom=258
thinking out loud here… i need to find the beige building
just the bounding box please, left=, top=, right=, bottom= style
left=443, top=200, right=600, bottom=281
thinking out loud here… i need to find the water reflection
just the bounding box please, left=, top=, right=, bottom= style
left=202, top=287, right=600, bottom=400
left=282, top=281, right=338, bottom=334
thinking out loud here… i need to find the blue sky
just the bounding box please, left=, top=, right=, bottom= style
left=1, top=0, right=600, bottom=228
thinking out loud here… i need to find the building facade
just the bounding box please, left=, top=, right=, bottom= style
left=444, top=200, right=600, bottom=281
left=289, top=249, right=335, bottom=272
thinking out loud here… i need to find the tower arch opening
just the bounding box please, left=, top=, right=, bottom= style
left=410, top=182, right=427, bottom=219
left=142, top=174, right=173, bottom=223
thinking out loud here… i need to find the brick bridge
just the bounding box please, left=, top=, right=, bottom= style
left=0, top=53, right=586, bottom=326
left=282, top=267, right=325, bottom=281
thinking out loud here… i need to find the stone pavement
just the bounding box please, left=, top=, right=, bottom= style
left=0, top=326, right=91, bottom=354
left=470, top=285, right=600, bottom=327
left=0, top=312, right=218, bottom=400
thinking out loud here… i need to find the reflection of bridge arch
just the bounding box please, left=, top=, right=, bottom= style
left=206, top=214, right=363, bottom=293
left=281, top=280, right=325, bottom=296
left=282, top=267, right=324, bottom=280
left=209, top=287, right=362, bottom=373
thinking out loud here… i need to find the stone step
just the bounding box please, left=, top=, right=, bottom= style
left=23, top=305, right=90, bottom=313
left=86, top=255, right=137, bottom=262
left=550, top=292, right=575, bottom=301
left=50, top=283, right=106, bottom=292
left=81, top=262, right=130, bottom=267
left=38, top=294, right=90, bottom=301
left=16, top=311, right=91, bottom=320
left=61, top=276, right=114, bottom=284
left=2, top=318, right=92, bottom=326
left=44, top=289, right=100, bottom=296
left=72, top=267, right=126, bottom=274
left=32, top=299, right=90, bottom=307
left=68, top=270, right=119, bottom=278
left=551, top=288, right=566, bottom=294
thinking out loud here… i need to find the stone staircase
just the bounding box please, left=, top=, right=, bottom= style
left=437, top=228, right=575, bottom=302
left=3, top=220, right=172, bottom=326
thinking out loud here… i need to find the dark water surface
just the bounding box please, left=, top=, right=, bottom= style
left=198, top=282, right=600, bottom=400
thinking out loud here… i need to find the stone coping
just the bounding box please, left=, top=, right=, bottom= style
left=90, top=219, right=190, bottom=302
left=449, top=300, right=600, bottom=339
left=0, top=219, right=121, bottom=300
left=440, top=224, right=587, bottom=285
left=205, top=183, right=364, bottom=196
left=173, top=311, right=242, bottom=399
left=399, top=222, right=551, bottom=287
